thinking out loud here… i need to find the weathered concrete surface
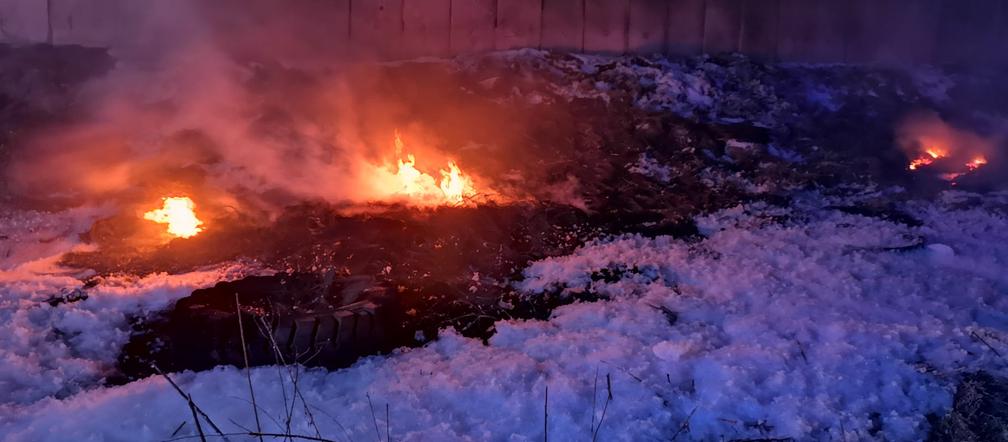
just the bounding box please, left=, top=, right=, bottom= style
left=627, top=0, right=667, bottom=53
left=777, top=0, right=846, bottom=63
left=0, top=0, right=48, bottom=43
left=583, top=0, right=626, bottom=53
left=350, top=0, right=404, bottom=59
left=739, top=0, right=778, bottom=60
left=666, top=0, right=704, bottom=55
left=495, top=0, right=540, bottom=49
left=403, top=0, right=451, bottom=57
left=702, top=0, right=740, bottom=54
left=541, top=0, right=582, bottom=52
left=451, top=0, right=496, bottom=53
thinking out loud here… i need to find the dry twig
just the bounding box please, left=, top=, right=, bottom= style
left=151, top=364, right=228, bottom=441
left=236, top=293, right=264, bottom=442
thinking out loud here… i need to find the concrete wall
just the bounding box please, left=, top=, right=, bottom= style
left=0, top=0, right=1005, bottom=66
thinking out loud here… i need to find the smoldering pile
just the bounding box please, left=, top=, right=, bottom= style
left=3, top=42, right=1007, bottom=381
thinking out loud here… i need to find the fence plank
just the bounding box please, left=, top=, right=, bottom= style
left=496, top=0, right=541, bottom=49
left=703, top=0, right=741, bottom=54
left=739, top=0, right=778, bottom=60
left=847, top=0, right=939, bottom=65
left=666, top=0, right=704, bottom=55
left=935, top=0, right=1003, bottom=66
left=403, top=0, right=451, bottom=57
left=351, top=0, right=404, bottom=59
left=451, top=0, right=496, bottom=53
left=628, top=0, right=667, bottom=54
left=777, top=0, right=846, bottom=63
left=584, top=0, right=627, bottom=53
left=541, top=0, right=582, bottom=51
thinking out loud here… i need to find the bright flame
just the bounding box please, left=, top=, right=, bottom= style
left=439, top=161, right=475, bottom=205
left=908, top=148, right=946, bottom=170
left=143, top=196, right=204, bottom=238
left=389, top=132, right=476, bottom=206
left=395, top=153, right=440, bottom=197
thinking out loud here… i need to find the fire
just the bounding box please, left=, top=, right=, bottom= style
left=908, top=148, right=945, bottom=170
left=439, top=161, right=474, bottom=205
left=395, top=153, right=440, bottom=197
left=966, top=156, right=988, bottom=171
left=143, top=196, right=204, bottom=238
left=389, top=131, right=476, bottom=206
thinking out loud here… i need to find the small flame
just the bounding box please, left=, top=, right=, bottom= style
left=389, top=132, right=476, bottom=206
left=143, top=196, right=204, bottom=238
left=966, top=156, right=988, bottom=171
left=439, top=161, right=475, bottom=205
left=908, top=147, right=946, bottom=170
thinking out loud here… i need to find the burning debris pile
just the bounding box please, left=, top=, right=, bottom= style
left=2, top=42, right=1008, bottom=441
left=9, top=48, right=997, bottom=381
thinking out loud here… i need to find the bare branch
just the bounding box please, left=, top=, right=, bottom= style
left=236, top=293, right=264, bottom=442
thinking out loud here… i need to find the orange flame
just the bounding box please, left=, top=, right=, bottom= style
left=966, top=156, right=988, bottom=171
left=389, top=131, right=476, bottom=206
left=143, top=196, right=204, bottom=238
left=908, top=148, right=946, bottom=170
left=439, top=161, right=475, bottom=205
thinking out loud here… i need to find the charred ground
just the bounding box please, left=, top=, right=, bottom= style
left=2, top=46, right=1005, bottom=387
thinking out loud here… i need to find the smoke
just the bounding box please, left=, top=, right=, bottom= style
left=5, top=0, right=490, bottom=219
left=897, top=111, right=998, bottom=159
left=895, top=110, right=1005, bottom=182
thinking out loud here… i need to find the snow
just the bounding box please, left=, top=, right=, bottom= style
left=627, top=153, right=673, bottom=183
left=2, top=190, right=1006, bottom=441
left=0, top=207, right=261, bottom=405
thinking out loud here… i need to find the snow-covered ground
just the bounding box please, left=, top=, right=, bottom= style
left=2, top=188, right=1006, bottom=441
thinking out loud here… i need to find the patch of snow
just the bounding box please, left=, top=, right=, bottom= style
left=3, top=194, right=1006, bottom=440
left=627, top=153, right=673, bottom=183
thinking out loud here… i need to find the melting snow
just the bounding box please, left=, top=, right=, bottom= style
left=2, top=191, right=1006, bottom=441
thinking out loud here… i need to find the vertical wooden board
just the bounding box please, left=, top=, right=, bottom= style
left=776, top=0, right=846, bottom=63
left=936, top=0, right=1003, bottom=66
left=0, top=0, right=49, bottom=43
left=541, top=0, right=582, bottom=52
left=846, top=0, right=938, bottom=65
left=451, top=0, right=496, bottom=53
left=1001, top=0, right=1008, bottom=66
left=703, top=0, right=741, bottom=54
left=403, top=0, right=451, bottom=57
left=231, top=0, right=351, bottom=62
left=292, top=0, right=352, bottom=60
left=584, top=0, right=627, bottom=53
left=351, top=0, right=404, bottom=59
left=628, top=0, right=668, bottom=54
left=666, top=0, right=704, bottom=55
left=739, top=0, right=778, bottom=60
left=496, top=0, right=541, bottom=49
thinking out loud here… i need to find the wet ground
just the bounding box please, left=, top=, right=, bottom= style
left=2, top=44, right=1005, bottom=384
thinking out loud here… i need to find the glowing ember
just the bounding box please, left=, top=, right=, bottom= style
left=966, top=156, right=988, bottom=171
left=390, top=132, right=476, bottom=206
left=143, top=196, right=204, bottom=238
left=908, top=148, right=945, bottom=170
